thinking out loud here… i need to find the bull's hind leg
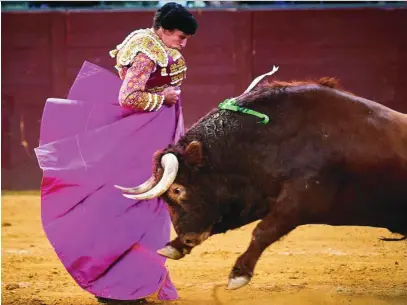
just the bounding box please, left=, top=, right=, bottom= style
left=380, top=234, right=406, bottom=241
left=228, top=177, right=335, bottom=290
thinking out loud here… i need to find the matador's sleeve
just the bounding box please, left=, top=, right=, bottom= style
left=118, top=53, right=165, bottom=111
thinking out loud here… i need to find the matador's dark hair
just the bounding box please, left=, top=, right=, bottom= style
left=153, top=2, right=198, bottom=35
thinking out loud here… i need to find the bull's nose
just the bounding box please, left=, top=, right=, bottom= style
left=181, top=232, right=210, bottom=247
left=183, top=238, right=197, bottom=247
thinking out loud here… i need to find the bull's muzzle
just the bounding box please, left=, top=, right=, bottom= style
left=157, top=232, right=211, bottom=260
left=180, top=232, right=210, bottom=247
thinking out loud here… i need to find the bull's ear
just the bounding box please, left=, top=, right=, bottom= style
left=184, top=141, right=204, bottom=167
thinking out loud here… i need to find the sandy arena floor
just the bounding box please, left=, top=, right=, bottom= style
left=2, top=192, right=407, bottom=305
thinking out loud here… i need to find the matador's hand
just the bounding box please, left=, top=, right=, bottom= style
left=163, top=87, right=180, bottom=106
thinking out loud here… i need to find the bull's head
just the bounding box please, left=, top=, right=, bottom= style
left=115, top=141, right=221, bottom=260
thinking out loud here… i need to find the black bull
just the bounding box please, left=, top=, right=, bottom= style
left=116, top=78, right=407, bottom=290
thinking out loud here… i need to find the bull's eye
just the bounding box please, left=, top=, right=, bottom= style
left=168, top=184, right=185, bottom=202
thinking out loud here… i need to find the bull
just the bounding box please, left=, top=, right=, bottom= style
left=116, top=78, right=407, bottom=290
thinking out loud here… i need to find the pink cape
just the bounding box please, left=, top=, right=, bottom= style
left=34, top=62, right=183, bottom=300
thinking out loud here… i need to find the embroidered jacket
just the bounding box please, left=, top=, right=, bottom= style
left=110, top=28, right=187, bottom=111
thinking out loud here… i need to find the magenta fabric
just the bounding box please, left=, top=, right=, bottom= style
left=34, top=61, right=183, bottom=300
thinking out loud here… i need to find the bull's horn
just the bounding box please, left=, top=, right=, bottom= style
left=157, top=245, right=184, bottom=260
left=114, top=176, right=156, bottom=194
left=122, top=153, right=179, bottom=200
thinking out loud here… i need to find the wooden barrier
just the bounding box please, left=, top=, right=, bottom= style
left=2, top=8, right=406, bottom=189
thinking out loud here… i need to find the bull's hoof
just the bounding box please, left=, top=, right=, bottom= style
left=157, top=245, right=184, bottom=260
left=227, top=276, right=250, bottom=290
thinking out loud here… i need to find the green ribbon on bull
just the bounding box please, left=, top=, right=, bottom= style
left=218, top=98, right=270, bottom=125
left=218, top=65, right=279, bottom=125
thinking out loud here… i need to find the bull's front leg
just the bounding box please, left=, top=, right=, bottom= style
left=227, top=185, right=302, bottom=290
left=228, top=175, right=336, bottom=289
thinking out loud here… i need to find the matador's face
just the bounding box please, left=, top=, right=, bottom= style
left=161, top=29, right=191, bottom=51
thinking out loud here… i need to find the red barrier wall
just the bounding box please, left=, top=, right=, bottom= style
left=2, top=8, right=407, bottom=189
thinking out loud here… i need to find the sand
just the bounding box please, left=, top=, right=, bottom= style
left=2, top=192, right=406, bottom=305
